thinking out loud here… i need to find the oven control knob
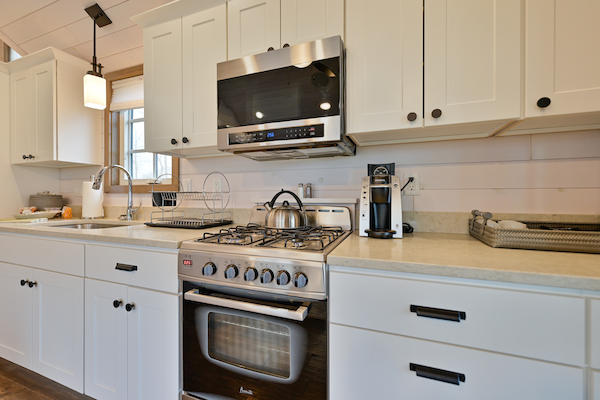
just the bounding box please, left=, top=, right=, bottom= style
left=276, top=270, right=291, bottom=286
left=260, top=269, right=274, bottom=284
left=294, top=272, right=308, bottom=288
left=224, top=265, right=239, bottom=279
left=244, top=267, right=258, bottom=282
left=202, top=262, right=217, bottom=276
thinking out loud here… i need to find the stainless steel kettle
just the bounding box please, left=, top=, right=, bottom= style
left=264, top=189, right=308, bottom=229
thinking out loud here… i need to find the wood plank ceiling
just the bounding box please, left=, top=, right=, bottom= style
left=0, top=0, right=172, bottom=73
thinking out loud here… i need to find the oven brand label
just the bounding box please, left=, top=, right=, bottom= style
left=239, top=387, right=254, bottom=395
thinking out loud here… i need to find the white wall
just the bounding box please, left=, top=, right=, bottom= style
left=0, top=65, right=60, bottom=219
left=59, top=129, right=600, bottom=216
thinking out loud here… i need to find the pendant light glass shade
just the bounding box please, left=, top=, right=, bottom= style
left=84, top=74, right=107, bottom=110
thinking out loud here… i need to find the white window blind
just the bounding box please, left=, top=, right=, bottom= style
left=110, top=75, right=143, bottom=111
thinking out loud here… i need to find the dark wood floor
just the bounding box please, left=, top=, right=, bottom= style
left=0, top=358, right=93, bottom=400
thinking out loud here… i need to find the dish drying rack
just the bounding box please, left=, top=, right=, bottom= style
left=145, top=172, right=233, bottom=229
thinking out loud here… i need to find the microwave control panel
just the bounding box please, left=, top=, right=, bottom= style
left=228, top=124, right=325, bottom=145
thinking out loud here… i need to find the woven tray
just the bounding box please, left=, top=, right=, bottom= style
left=468, top=219, right=600, bottom=254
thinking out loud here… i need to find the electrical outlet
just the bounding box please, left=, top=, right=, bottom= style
left=74, top=182, right=83, bottom=196
left=182, top=179, right=192, bottom=192
left=403, top=172, right=420, bottom=196
left=213, top=177, right=222, bottom=193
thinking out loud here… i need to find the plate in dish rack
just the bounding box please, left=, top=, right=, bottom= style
left=12, top=211, right=59, bottom=219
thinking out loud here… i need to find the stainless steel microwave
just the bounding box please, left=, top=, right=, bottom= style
left=216, top=36, right=355, bottom=161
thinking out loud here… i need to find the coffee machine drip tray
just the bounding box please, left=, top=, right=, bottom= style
left=365, top=229, right=397, bottom=239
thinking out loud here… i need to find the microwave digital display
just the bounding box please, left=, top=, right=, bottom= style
left=228, top=124, right=325, bottom=145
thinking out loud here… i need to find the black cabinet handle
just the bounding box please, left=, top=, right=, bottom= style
left=171, top=138, right=178, bottom=145
left=407, top=112, right=417, bottom=121
left=267, top=47, right=275, bottom=51
left=410, top=363, right=465, bottom=385
left=182, top=137, right=189, bottom=144
left=20, top=279, right=29, bottom=286
left=410, top=305, right=466, bottom=322
left=28, top=281, right=37, bottom=288
left=283, top=43, right=289, bottom=48
left=113, top=300, right=123, bottom=308
left=537, top=97, right=551, bottom=108
left=115, top=263, right=137, bottom=272
left=431, top=109, right=442, bottom=118
left=125, top=303, right=135, bottom=312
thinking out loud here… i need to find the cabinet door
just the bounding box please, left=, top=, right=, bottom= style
left=592, top=299, right=600, bottom=369
left=10, top=68, right=33, bottom=164
left=424, top=0, right=521, bottom=127
left=593, top=370, right=600, bottom=400
left=85, top=279, right=128, bottom=400
left=31, top=269, right=84, bottom=393
left=144, top=19, right=183, bottom=153
left=280, top=0, right=344, bottom=47
left=526, top=0, right=600, bottom=118
left=330, top=324, right=584, bottom=400
left=127, top=287, right=179, bottom=400
left=227, top=0, right=280, bottom=59
left=0, top=263, right=32, bottom=368
left=29, top=61, right=56, bottom=162
left=345, top=0, right=423, bottom=135
left=182, top=4, right=227, bottom=155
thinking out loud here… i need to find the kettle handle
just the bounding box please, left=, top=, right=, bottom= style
left=267, top=189, right=305, bottom=211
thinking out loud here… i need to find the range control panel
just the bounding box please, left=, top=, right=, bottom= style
left=228, top=124, right=325, bottom=145
left=179, top=251, right=326, bottom=300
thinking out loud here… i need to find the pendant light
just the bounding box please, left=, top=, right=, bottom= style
left=83, top=4, right=112, bottom=110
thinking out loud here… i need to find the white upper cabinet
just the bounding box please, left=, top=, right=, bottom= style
left=143, top=19, right=183, bottom=154
left=504, top=0, right=600, bottom=135
left=347, top=0, right=523, bottom=145
left=181, top=5, right=228, bottom=156
left=142, top=5, right=228, bottom=157
left=9, top=49, right=102, bottom=167
left=227, top=0, right=344, bottom=60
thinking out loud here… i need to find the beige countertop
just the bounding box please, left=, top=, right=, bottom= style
left=0, top=218, right=234, bottom=249
left=328, top=232, right=600, bottom=292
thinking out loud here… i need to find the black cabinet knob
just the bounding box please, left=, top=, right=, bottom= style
left=267, top=47, right=275, bottom=51
left=28, top=281, right=37, bottom=288
left=407, top=112, right=417, bottom=122
left=113, top=300, right=123, bottom=308
left=283, top=43, right=289, bottom=48
left=182, top=137, right=189, bottom=144
left=537, top=97, right=551, bottom=108
left=171, top=138, right=178, bottom=145
left=125, top=303, right=135, bottom=312
left=23, top=155, right=27, bottom=160
left=431, top=109, right=442, bottom=118
left=20, top=279, right=29, bottom=286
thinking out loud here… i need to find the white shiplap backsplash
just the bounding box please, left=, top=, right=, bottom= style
left=59, top=129, right=600, bottom=216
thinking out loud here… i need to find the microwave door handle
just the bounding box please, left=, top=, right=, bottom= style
left=184, top=289, right=309, bottom=321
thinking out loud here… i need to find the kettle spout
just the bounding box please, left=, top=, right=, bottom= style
left=263, top=202, right=272, bottom=211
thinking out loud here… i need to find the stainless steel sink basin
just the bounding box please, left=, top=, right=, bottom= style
left=53, top=223, right=126, bottom=229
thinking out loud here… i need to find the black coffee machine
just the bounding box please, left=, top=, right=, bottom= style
left=359, top=163, right=403, bottom=239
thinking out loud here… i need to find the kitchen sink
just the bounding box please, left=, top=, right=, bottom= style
left=52, top=223, right=127, bottom=229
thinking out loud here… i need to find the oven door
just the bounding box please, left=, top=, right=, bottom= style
left=182, top=286, right=327, bottom=400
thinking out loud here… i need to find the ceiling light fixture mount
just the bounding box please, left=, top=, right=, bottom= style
left=83, top=3, right=112, bottom=110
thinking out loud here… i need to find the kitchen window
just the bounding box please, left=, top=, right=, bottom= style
left=103, top=66, right=179, bottom=194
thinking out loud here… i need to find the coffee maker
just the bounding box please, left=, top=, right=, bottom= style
left=359, top=163, right=403, bottom=239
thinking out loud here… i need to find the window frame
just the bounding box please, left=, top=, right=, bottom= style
left=103, top=65, right=179, bottom=194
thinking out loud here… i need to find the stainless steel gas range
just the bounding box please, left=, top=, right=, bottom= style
left=178, top=205, right=352, bottom=400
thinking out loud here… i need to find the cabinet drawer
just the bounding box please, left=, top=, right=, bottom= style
left=592, top=299, right=600, bottom=369
left=329, top=324, right=584, bottom=400
left=329, top=271, right=585, bottom=366
left=85, top=245, right=178, bottom=293
left=0, top=234, right=84, bottom=276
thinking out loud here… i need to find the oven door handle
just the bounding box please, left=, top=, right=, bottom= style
left=184, top=289, right=309, bottom=321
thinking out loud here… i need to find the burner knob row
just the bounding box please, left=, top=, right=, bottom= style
left=202, top=262, right=308, bottom=288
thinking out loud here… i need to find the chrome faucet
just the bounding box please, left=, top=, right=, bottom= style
left=93, top=165, right=136, bottom=221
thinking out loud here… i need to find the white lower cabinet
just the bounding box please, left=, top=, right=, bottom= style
left=329, top=324, right=584, bottom=400
left=0, top=262, right=84, bottom=392
left=593, top=370, right=600, bottom=400
left=85, top=278, right=179, bottom=400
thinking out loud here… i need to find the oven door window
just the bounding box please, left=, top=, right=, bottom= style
left=208, top=312, right=291, bottom=378
left=218, top=57, right=340, bottom=128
